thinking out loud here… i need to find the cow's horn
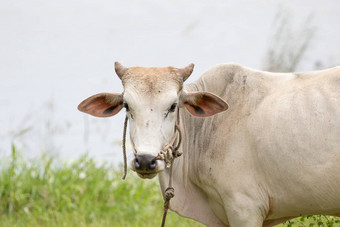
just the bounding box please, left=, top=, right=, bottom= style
left=115, top=62, right=128, bottom=80
left=179, top=63, right=194, bottom=82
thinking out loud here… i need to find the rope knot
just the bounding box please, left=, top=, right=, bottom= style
left=156, top=123, right=182, bottom=169
left=157, top=144, right=174, bottom=168
left=165, top=187, right=175, bottom=200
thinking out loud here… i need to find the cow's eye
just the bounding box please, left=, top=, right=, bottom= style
left=169, top=103, right=177, bottom=112
left=123, top=103, right=130, bottom=111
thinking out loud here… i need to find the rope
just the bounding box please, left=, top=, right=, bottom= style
left=121, top=115, right=128, bottom=180
left=160, top=161, right=174, bottom=227
left=156, top=110, right=182, bottom=227
left=120, top=109, right=183, bottom=226
left=156, top=124, right=182, bottom=168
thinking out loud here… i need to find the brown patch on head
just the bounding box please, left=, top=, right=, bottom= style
left=122, top=66, right=185, bottom=95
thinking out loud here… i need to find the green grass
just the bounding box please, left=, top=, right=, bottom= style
left=277, top=215, right=340, bottom=227
left=0, top=144, right=339, bottom=226
left=0, top=145, right=203, bottom=227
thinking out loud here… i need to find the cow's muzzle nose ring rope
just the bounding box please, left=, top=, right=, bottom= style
left=121, top=110, right=183, bottom=227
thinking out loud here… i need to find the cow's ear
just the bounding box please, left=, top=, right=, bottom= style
left=182, top=92, right=228, bottom=117
left=78, top=93, right=123, bottom=117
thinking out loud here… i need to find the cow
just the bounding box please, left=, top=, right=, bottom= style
left=78, top=62, right=340, bottom=227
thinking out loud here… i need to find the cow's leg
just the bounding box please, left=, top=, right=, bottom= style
left=224, top=193, right=267, bottom=227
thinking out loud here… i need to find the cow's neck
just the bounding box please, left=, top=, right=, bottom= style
left=157, top=83, right=224, bottom=224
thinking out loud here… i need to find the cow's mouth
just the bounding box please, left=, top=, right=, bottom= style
left=133, top=168, right=163, bottom=179
left=136, top=172, right=158, bottom=179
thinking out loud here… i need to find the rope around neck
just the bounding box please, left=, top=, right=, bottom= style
left=121, top=111, right=183, bottom=227
left=156, top=122, right=182, bottom=227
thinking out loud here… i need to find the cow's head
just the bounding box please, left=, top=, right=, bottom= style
left=78, top=62, right=228, bottom=179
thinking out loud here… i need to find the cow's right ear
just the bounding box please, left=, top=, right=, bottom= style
left=78, top=93, right=124, bottom=117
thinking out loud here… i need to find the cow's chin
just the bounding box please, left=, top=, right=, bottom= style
left=133, top=168, right=164, bottom=179
left=136, top=172, right=158, bottom=179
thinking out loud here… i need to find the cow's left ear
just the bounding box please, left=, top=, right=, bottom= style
left=182, top=92, right=228, bottom=117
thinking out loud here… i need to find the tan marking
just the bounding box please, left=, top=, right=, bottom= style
left=122, top=66, right=184, bottom=95
left=113, top=63, right=194, bottom=97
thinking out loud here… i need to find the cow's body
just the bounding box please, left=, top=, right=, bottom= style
left=79, top=63, right=340, bottom=226
left=159, top=64, right=340, bottom=226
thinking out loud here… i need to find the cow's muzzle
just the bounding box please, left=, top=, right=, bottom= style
left=132, top=154, right=161, bottom=179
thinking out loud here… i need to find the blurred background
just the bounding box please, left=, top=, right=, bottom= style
left=1, top=0, right=340, bottom=165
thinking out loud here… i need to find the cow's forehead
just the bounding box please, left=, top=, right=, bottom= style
left=121, top=66, right=183, bottom=95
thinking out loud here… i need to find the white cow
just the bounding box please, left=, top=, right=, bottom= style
left=78, top=62, right=340, bottom=226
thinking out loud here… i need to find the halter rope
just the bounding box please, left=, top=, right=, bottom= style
left=121, top=110, right=183, bottom=227
left=121, top=115, right=129, bottom=180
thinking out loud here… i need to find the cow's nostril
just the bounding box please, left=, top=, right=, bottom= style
left=150, top=159, right=157, bottom=170
left=134, top=157, right=141, bottom=169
